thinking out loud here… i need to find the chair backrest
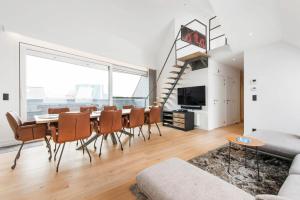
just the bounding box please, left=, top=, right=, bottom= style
left=112, top=110, right=123, bottom=132
left=129, top=108, right=145, bottom=128
left=57, top=112, right=91, bottom=142
left=6, top=112, right=22, bottom=139
left=149, top=106, right=161, bottom=124
left=103, top=105, right=117, bottom=111
left=123, top=105, right=134, bottom=109
left=80, top=106, right=97, bottom=113
left=98, top=110, right=114, bottom=135
left=48, top=107, right=70, bottom=114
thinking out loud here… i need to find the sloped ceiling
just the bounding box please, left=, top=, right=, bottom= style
left=209, top=0, right=300, bottom=69
left=0, top=0, right=213, bottom=67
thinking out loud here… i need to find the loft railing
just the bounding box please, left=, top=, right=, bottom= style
left=209, top=16, right=228, bottom=50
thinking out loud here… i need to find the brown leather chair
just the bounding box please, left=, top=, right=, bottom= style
left=48, top=107, right=70, bottom=151
left=123, top=108, right=146, bottom=146
left=103, top=105, right=117, bottom=111
left=48, top=107, right=70, bottom=114
left=80, top=106, right=97, bottom=113
left=50, top=112, right=92, bottom=172
left=6, top=112, right=52, bottom=169
left=80, top=106, right=98, bottom=132
left=145, top=106, right=162, bottom=140
left=97, top=110, right=123, bottom=157
left=123, top=105, right=134, bottom=109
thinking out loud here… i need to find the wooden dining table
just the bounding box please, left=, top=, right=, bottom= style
left=34, top=108, right=150, bottom=149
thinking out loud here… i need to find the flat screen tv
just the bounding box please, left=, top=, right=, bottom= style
left=178, top=86, right=206, bottom=106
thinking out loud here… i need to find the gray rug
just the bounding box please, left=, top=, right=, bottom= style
left=130, top=145, right=291, bottom=199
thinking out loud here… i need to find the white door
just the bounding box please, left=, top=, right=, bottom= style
left=212, top=75, right=226, bottom=128
left=226, top=77, right=240, bottom=125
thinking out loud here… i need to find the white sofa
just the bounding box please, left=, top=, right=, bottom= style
left=137, top=157, right=300, bottom=200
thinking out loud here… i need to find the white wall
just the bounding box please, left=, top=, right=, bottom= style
left=244, top=41, right=300, bottom=134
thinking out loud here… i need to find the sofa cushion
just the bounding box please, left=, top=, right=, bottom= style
left=136, top=158, right=254, bottom=200
left=289, top=154, right=300, bottom=175
left=256, top=194, right=291, bottom=200
left=278, top=174, right=300, bottom=200
left=251, top=130, right=300, bottom=158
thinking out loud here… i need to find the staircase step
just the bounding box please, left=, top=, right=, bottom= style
left=170, top=71, right=186, bottom=74
left=165, top=82, right=175, bottom=85
left=177, top=52, right=209, bottom=62
left=172, top=64, right=184, bottom=68
left=167, top=77, right=182, bottom=80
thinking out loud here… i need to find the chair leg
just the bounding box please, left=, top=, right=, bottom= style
left=54, top=144, right=61, bottom=161
left=11, top=142, right=24, bottom=170
left=133, top=128, right=135, bottom=138
left=116, top=132, right=123, bottom=151
left=44, top=137, right=52, bottom=161
left=139, top=126, right=146, bottom=141
left=148, top=124, right=151, bottom=140
left=82, top=140, right=92, bottom=163
left=56, top=143, right=65, bottom=173
left=94, top=136, right=98, bottom=150
left=80, top=140, right=85, bottom=155
left=155, top=123, right=162, bottom=136
left=99, top=136, right=104, bottom=157
left=54, top=143, right=57, bottom=153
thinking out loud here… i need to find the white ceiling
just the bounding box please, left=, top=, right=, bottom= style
left=0, top=0, right=214, bottom=67
left=208, top=0, right=300, bottom=69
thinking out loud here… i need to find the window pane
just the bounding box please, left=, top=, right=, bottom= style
left=112, top=71, right=149, bottom=108
left=26, top=55, right=109, bottom=120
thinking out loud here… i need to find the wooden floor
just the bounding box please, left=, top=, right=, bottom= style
left=0, top=124, right=243, bottom=200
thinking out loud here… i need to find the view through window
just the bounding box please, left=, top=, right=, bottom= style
left=112, top=71, right=149, bottom=108
left=26, top=55, right=109, bottom=120
left=24, top=51, right=149, bottom=120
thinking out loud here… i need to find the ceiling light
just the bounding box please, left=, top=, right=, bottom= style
left=248, top=32, right=254, bottom=37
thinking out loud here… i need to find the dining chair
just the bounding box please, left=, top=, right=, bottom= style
left=6, top=112, right=52, bottom=169
left=48, top=107, right=70, bottom=114
left=50, top=112, right=92, bottom=172
left=48, top=107, right=70, bottom=151
left=123, top=108, right=146, bottom=146
left=80, top=106, right=98, bottom=132
left=103, top=105, right=117, bottom=111
left=123, top=105, right=134, bottom=109
left=145, top=106, right=162, bottom=140
left=97, top=110, right=123, bottom=157
left=80, top=106, right=97, bottom=113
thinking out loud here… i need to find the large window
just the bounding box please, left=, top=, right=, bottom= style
left=25, top=55, right=109, bottom=120
left=112, top=68, right=149, bottom=108
left=21, top=44, right=149, bottom=120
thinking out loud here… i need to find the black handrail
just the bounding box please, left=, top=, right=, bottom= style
left=209, top=16, right=227, bottom=50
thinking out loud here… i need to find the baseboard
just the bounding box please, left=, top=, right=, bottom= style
left=0, top=140, right=19, bottom=148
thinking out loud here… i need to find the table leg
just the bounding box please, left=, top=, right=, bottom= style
left=244, top=145, right=247, bottom=168
left=256, top=147, right=260, bottom=181
left=228, top=142, right=231, bottom=174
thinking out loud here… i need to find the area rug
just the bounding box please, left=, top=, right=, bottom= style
left=130, top=145, right=291, bottom=199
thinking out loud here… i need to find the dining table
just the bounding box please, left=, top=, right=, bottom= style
left=34, top=108, right=150, bottom=150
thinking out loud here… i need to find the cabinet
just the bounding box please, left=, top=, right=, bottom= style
left=162, top=111, right=194, bottom=131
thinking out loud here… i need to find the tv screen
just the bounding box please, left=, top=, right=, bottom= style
left=177, top=86, right=206, bottom=106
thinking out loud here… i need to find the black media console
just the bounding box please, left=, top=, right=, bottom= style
left=162, top=110, right=194, bottom=131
